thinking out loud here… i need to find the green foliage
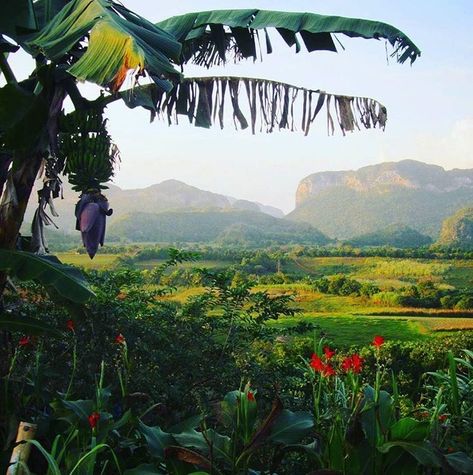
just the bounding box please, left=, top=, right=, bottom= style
left=156, top=9, right=420, bottom=65
left=108, top=210, right=330, bottom=246
left=349, top=224, right=432, bottom=248
left=289, top=186, right=473, bottom=240
left=0, top=249, right=94, bottom=303
left=438, top=207, right=473, bottom=250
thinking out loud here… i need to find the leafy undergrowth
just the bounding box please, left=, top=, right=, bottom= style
left=2, top=258, right=473, bottom=473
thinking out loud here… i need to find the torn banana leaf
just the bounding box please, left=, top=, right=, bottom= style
left=29, top=0, right=182, bottom=92
left=156, top=9, right=421, bottom=67
left=121, top=76, right=387, bottom=136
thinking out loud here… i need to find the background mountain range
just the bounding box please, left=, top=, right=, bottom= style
left=26, top=159, right=473, bottom=247
left=288, top=160, right=473, bottom=239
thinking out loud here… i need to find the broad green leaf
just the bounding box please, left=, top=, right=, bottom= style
left=0, top=0, right=37, bottom=40
left=61, top=399, right=94, bottom=422
left=360, top=386, right=393, bottom=445
left=445, top=452, right=473, bottom=474
left=139, top=421, right=175, bottom=459
left=0, top=82, right=49, bottom=150
left=29, top=0, right=181, bottom=91
left=220, top=390, right=241, bottom=428
left=33, top=0, right=70, bottom=29
left=175, top=429, right=231, bottom=462
left=173, top=429, right=207, bottom=453
left=390, top=418, right=429, bottom=442
left=124, top=465, right=161, bottom=475
left=0, top=314, right=63, bottom=337
left=378, top=441, right=441, bottom=468
left=267, top=409, right=313, bottom=445
left=168, top=415, right=203, bottom=434
left=27, top=440, right=61, bottom=475
left=448, top=351, right=460, bottom=416
left=157, top=9, right=421, bottom=66
left=0, top=249, right=95, bottom=303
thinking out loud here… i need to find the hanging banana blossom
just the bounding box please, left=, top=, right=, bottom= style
left=74, top=192, right=113, bottom=258
left=58, top=108, right=119, bottom=258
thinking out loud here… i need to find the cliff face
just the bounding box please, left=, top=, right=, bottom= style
left=289, top=160, right=473, bottom=239
left=295, top=160, right=473, bottom=207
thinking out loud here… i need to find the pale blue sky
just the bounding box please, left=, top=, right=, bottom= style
left=7, top=1, right=473, bottom=212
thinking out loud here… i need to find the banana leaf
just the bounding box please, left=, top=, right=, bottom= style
left=121, top=76, right=387, bottom=136
left=0, top=0, right=37, bottom=41
left=0, top=314, right=63, bottom=337
left=156, top=9, right=421, bottom=67
left=28, top=0, right=182, bottom=92
left=0, top=249, right=95, bottom=303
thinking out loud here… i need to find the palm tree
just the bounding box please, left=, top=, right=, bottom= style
left=0, top=0, right=421, bottom=296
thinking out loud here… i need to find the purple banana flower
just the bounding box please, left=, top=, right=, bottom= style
left=75, top=192, right=113, bottom=259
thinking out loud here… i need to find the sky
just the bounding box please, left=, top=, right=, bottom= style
left=7, top=1, right=473, bottom=213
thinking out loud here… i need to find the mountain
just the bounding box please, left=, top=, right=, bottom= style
left=107, top=209, right=330, bottom=245
left=24, top=179, right=284, bottom=234
left=347, top=224, right=432, bottom=248
left=437, top=208, right=473, bottom=249
left=287, top=160, right=473, bottom=239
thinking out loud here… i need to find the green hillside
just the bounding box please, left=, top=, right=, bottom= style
left=287, top=187, right=473, bottom=239
left=108, top=209, right=330, bottom=245
left=437, top=207, right=473, bottom=249
left=347, top=224, right=432, bottom=248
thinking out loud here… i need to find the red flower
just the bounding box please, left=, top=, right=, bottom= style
left=88, top=412, right=100, bottom=429
left=372, top=335, right=385, bottom=348
left=321, top=364, right=336, bottom=377
left=66, top=319, right=75, bottom=332
left=351, top=354, right=363, bottom=374
left=18, top=336, right=31, bottom=347
left=323, top=346, right=335, bottom=360
left=115, top=333, right=125, bottom=345
left=310, top=353, right=324, bottom=372
left=438, top=414, right=448, bottom=423
left=247, top=391, right=255, bottom=402
left=341, top=357, right=352, bottom=373
left=341, top=354, right=364, bottom=374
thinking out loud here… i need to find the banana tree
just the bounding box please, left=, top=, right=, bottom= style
left=0, top=0, right=421, bottom=295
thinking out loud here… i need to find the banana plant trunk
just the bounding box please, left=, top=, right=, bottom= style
left=0, top=152, right=43, bottom=285
left=0, top=153, right=43, bottom=377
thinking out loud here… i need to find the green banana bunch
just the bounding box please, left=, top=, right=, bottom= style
left=57, top=108, right=120, bottom=192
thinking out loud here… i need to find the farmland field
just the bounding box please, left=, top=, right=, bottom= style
left=57, top=250, right=473, bottom=346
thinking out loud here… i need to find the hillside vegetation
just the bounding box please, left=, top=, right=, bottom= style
left=348, top=224, right=432, bottom=248
left=438, top=207, right=473, bottom=249
left=108, top=209, right=331, bottom=245
left=289, top=160, right=473, bottom=238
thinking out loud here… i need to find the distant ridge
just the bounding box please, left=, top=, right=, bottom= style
left=25, top=179, right=284, bottom=233
left=108, top=209, right=330, bottom=246
left=287, top=160, right=473, bottom=239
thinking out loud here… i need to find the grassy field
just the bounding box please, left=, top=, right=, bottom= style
left=57, top=251, right=473, bottom=346
left=58, top=252, right=121, bottom=269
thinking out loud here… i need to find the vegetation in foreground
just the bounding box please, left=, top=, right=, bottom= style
left=2, top=251, right=473, bottom=473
